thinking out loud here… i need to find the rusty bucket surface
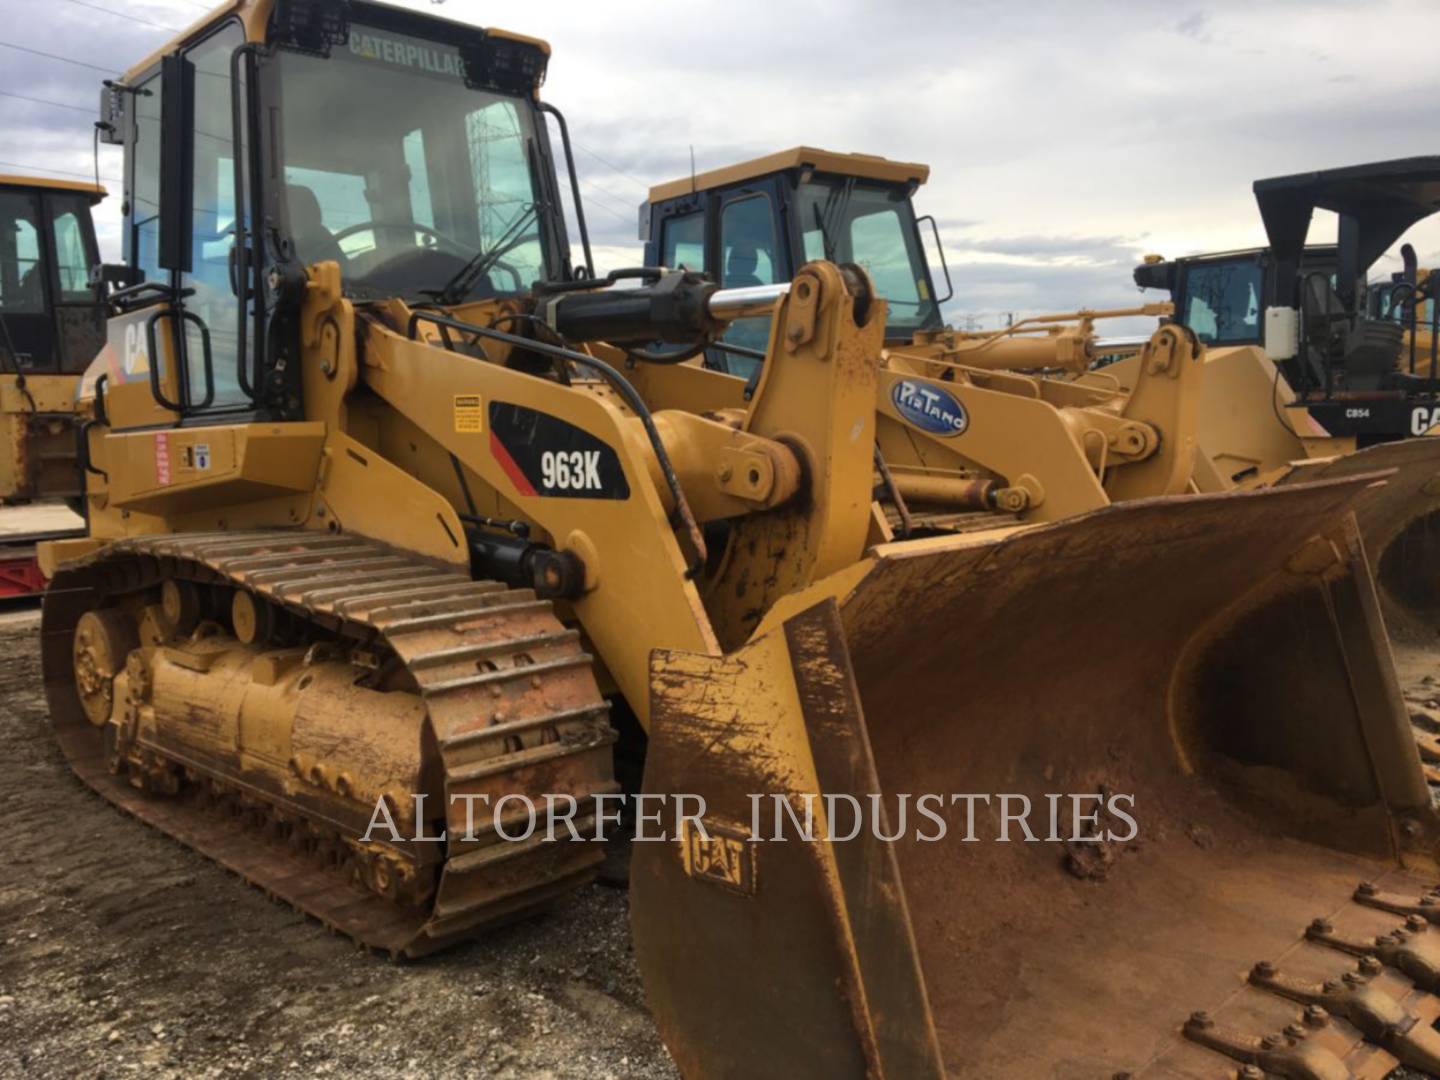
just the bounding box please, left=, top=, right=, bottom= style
left=1273, top=438, right=1440, bottom=642
left=635, top=475, right=1440, bottom=1078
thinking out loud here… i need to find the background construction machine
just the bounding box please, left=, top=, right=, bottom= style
left=642, top=147, right=1192, bottom=530
left=642, top=148, right=1440, bottom=804
left=38, top=4, right=1440, bottom=1077
left=1135, top=244, right=1436, bottom=367
left=1135, top=158, right=1440, bottom=436
left=0, top=175, right=104, bottom=594
left=1129, top=158, right=1440, bottom=637
left=644, top=151, right=1440, bottom=635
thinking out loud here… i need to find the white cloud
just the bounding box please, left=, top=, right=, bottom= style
left=4, top=0, right=1438, bottom=328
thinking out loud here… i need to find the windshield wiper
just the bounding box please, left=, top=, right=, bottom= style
left=425, top=202, right=540, bottom=307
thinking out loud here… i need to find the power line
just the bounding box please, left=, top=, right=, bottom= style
left=61, top=0, right=180, bottom=32
left=576, top=195, right=632, bottom=227
left=0, top=40, right=116, bottom=74
left=583, top=175, right=640, bottom=214
left=0, top=160, right=120, bottom=184
left=580, top=177, right=634, bottom=211
left=578, top=181, right=636, bottom=225
left=0, top=89, right=94, bottom=114
left=572, top=141, right=650, bottom=194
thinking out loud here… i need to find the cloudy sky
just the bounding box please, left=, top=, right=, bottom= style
left=3, top=0, right=1438, bottom=330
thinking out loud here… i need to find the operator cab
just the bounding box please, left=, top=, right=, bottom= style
left=0, top=176, right=104, bottom=375
left=1137, top=157, right=1440, bottom=442
left=642, top=147, right=950, bottom=380
left=1134, top=246, right=1338, bottom=349
left=94, top=0, right=585, bottom=428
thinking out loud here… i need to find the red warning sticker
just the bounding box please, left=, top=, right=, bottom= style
left=155, top=432, right=171, bottom=486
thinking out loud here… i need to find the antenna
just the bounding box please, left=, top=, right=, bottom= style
left=689, top=145, right=696, bottom=195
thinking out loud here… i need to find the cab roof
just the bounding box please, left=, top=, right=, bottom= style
left=648, top=147, right=930, bottom=204
left=1256, top=156, right=1440, bottom=273
left=1132, top=244, right=1337, bottom=292
left=121, top=0, right=256, bottom=85
left=0, top=174, right=106, bottom=202
left=119, top=0, right=550, bottom=85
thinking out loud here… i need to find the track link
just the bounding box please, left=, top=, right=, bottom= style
left=42, top=529, right=617, bottom=956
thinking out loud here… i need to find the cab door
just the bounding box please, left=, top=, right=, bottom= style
left=43, top=191, right=105, bottom=375
left=712, top=182, right=785, bottom=381
left=0, top=187, right=54, bottom=373
left=649, top=176, right=789, bottom=379
left=105, top=18, right=250, bottom=432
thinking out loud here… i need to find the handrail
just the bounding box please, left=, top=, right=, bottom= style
left=145, top=308, right=214, bottom=416
left=537, top=102, right=593, bottom=280
left=229, top=43, right=259, bottom=403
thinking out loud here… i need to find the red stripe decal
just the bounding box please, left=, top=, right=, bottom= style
left=489, top=429, right=536, bottom=496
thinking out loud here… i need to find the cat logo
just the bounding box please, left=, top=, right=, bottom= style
left=122, top=323, right=150, bottom=377
left=1411, top=406, right=1440, bottom=436
left=679, top=818, right=755, bottom=896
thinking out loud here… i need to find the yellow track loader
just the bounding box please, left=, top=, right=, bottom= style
left=40, top=6, right=1440, bottom=1077
left=0, top=174, right=105, bottom=594
left=0, top=174, right=105, bottom=504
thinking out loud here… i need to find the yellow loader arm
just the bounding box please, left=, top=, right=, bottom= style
left=875, top=321, right=1204, bottom=524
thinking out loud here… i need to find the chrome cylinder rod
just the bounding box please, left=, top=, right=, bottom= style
left=706, top=282, right=791, bottom=321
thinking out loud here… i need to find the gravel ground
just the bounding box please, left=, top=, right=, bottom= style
left=8, top=591, right=1440, bottom=1080
left=0, top=608, right=677, bottom=1080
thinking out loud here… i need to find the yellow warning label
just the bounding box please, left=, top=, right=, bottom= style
left=453, top=394, right=483, bottom=433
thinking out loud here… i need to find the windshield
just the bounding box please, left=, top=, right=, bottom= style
left=270, top=24, right=554, bottom=300
left=795, top=177, right=941, bottom=339
left=1181, top=258, right=1264, bottom=345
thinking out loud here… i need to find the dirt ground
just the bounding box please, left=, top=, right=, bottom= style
left=8, top=586, right=1440, bottom=1080
left=0, top=608, right=677, bottom=1080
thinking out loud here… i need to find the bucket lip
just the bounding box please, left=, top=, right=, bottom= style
left=1277, top=439, right=1440, bottom=486
left=750, top=469, right=1393, bottom=647
left=868, top=468, right=1395, bottom=565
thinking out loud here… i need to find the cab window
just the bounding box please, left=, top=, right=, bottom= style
left=850, top=207, right=923, bottom=314
left=719, top=195, right=775, bottom=287
left=0, top=191, right=45, bottom=314
left=794, top=178, right=940, bottom=338
left=716, top=194, right=776, bottom=379
left=50, top=202, right=93, bottom=301
left=181, top=22, right=247, bottom=408
left=660, top=210, right=704, bottom=271
left=1183, top=259, right=1264, bottom=345
left=130, top=72, right=162, bottom=281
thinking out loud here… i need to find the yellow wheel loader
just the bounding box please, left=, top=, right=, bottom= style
left=40, top=7, right=1440, bottom=1077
